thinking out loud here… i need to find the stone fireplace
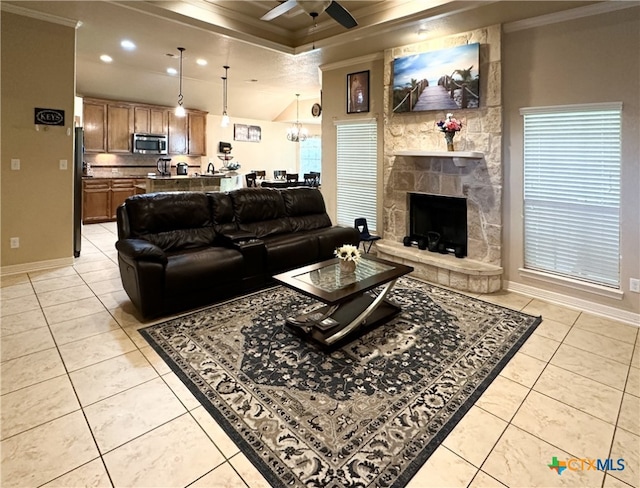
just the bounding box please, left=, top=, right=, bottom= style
left=377, top=24, right=503, bottom=293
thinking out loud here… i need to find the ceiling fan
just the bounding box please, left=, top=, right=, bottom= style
left=261, top=0, right=358, bottom=29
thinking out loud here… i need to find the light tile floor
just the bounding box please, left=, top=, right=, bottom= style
left=1, top=222, right=638, bottom=488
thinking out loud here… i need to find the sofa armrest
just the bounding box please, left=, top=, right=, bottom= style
left=116, top=239, right=168, bottom=265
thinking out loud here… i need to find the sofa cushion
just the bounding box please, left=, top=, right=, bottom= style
left=281, top=187, right=332, bottom=232
left=207, top=192, right=238, bottom=236
left=164, top=247, right=244, bottom=295
left=281, top=187, right=326, bottom=216
left=231, top=188, right=292, bottom=238
left=125, top=192, right=216, bottom=252
left=261, top=233, right=319, bottom=273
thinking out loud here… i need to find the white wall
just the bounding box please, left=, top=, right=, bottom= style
left=203, top=114, right=320, bottom=178
left=503, top=6, right=640, bottom=316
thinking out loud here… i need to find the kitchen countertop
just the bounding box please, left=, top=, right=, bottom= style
left=83, top=173, right=230, bottom=180
left=147, top=173, right=229, bottom=179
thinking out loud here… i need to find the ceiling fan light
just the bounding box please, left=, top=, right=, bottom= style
left=298, top=0, right=332, bottom=16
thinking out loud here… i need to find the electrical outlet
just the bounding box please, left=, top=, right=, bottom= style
left=10, top=237, right=19, bottom=249
left=59, top=159, right=68, bottom=170
left=11, top=159, right=20, bottom=170
left=111, top=168, right=119, bottom=174
left=630, top=278, right=640, bottom=293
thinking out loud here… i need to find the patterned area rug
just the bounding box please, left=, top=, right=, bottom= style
left=141, top=278, right=541, bottom=487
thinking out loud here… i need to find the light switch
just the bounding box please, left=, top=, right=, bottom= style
left=59, top=159, right=68, bottom=170
left=11, top=159, right=20, bottom=170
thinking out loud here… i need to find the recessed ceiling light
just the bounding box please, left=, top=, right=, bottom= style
left=196, top=58, right=207, bottom=66
left=120, top=39, right=136, bottom=50
left=167, top=67, right=177, bottom=75
left=100, top=54, right=113, bottom=63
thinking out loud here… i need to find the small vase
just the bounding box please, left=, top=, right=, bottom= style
left=443, top=131, right=456, bottom=152
left=339, top=260, right=356, bottom=273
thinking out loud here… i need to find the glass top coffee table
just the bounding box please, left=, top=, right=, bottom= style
left=273, top=255, right=413, bottom=347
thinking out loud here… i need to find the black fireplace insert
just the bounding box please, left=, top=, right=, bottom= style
left=406, top=193, right=467, bottom=257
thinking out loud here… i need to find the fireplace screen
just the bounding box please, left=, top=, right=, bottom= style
left=407, top=193, right=467, bottom=257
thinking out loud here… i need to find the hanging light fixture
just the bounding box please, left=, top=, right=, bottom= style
left=287, top=94, right=308, bottom=142
left=221, top=65, right=230, bottom=127
left=175, top=47, right=186, bottom=117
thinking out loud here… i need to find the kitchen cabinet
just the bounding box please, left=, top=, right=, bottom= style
left=83, top=101, right=107, bottom=153
left=188, top=112, right=207, bottom=156
left=107, top=104, right=134, bottom=153
left=82, top=178, right=146, bottom=223
left=82, top=179, right=111, bottom=223
left=110, top=179, right=137, bottom=218
left=168, top=112, right=188, bottom=155
left=134, top=107, right=168, bottom=135
left=83, top=98, right=207, bottom=155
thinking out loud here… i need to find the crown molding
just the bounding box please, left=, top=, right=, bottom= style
left=319, top=52, right=384, bottom=72
left=503, top=1, right=639, bottom=33
left=1, top=3, right=80, bottom=28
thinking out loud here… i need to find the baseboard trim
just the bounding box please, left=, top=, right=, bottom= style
left=0, top=257, right=74, bottom=277
left=504, top=280, right=640, bottom=328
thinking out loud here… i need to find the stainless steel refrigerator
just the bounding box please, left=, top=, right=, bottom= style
left=73, top=127, right=83, bottom=257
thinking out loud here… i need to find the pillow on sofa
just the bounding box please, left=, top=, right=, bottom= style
left=124, top=192, right=216, bottom=252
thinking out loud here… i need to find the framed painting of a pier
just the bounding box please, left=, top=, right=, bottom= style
left=392, top=43, right=480, bottom=113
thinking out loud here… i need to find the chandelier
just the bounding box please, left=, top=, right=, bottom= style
left=175, top=47, right=186, bottom=117
left=221, top=65, right=230, bottom=128
left=287, top=94, right=308, bottom=142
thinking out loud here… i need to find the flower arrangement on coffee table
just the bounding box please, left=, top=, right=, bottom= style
left=334, top=244, right=361, bottom=273
left=437, top=113, right=463, bottom=151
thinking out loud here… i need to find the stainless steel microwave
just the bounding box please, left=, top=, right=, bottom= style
left=132, top=133, right=168, bottom=154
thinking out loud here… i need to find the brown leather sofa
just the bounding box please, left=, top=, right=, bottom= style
left=116, top=187, right=360, bottom=319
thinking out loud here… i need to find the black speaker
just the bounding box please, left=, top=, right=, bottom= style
left=403, top=236, right=412, bottom=247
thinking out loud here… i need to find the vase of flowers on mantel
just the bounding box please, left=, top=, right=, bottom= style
left=437, top=113, right=463, bottom=151
left=334, top=244, right=361, bottom=273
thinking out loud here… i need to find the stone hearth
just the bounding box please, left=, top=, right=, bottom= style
left=376, top=240, right=502, bottom=293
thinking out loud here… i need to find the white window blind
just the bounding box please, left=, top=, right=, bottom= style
left=521, top=103, right=621, bottom=288
left=336, top=121, right=378, bottom=231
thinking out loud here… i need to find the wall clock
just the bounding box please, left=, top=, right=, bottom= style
left=311, top=103, right=322, bottom=117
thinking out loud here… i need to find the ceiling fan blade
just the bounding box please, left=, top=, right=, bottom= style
left=325, top=1, right=357, bottom=29
left=261, top=0, right=298, bottom=21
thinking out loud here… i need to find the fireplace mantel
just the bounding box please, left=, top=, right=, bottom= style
left=394, top=150, right=484, bottom=167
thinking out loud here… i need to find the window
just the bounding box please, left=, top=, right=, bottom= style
left=336, top=120, right=378, bottom=231
left=300, top=136, right=321, bottom=176
left=521, top=103, right=621, bottom=288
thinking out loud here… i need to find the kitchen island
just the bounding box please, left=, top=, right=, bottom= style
left=145, top=174, right=228, bottom=193
left=82, top=174, right=241, bottom=224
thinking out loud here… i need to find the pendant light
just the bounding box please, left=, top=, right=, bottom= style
left=287, top=94, right=308, bottom=142
left=221, top=65, right=230, bottom=127
left=175, top=47, right=186, bottom=117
